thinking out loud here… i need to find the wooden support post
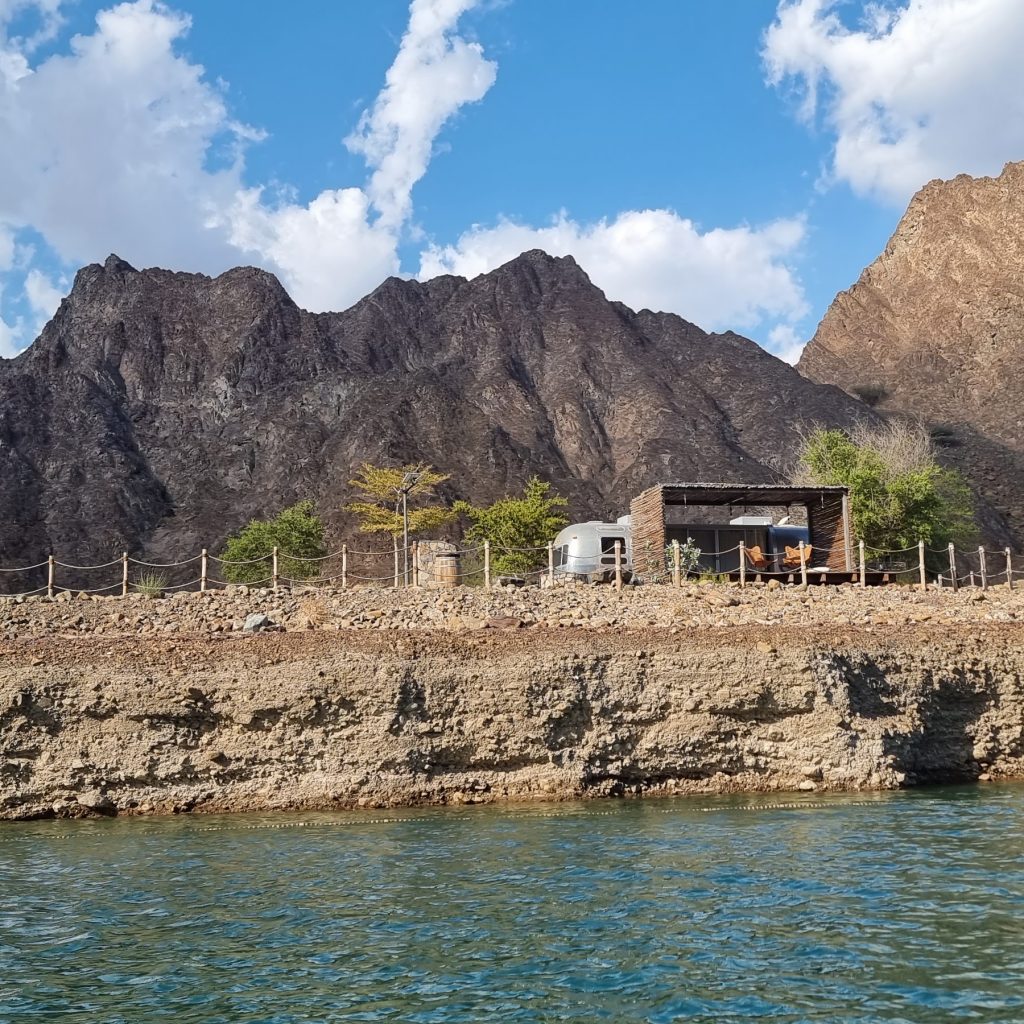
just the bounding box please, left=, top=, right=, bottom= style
left=614, top=540, right=622, bottom=592
left=738, top=541, right=746, bottom=589
left=673, top=539, right=681, bottom=588
left=47, top=555, right=54, bottom=599
left=412, top=542, right=419, bottom=587
left=799, top=540, right=808, bottom=588
left=918, top=540, right=926, bottom=592
left=547, top=542, right=555, bottom=587
left=1006, top=548, right=1014, bottom=590
left=393, top=537, right=400, bottom=588
left=341, top=544, right=348, bottom=590
left=272, top=546, right=279, bottom=593
left=484, top=540, right=491, bottom=590
left=979, top=547, right=988, bottom=591
left=858, top=540, right=866, bottom=588
left=948, top=543, right=958, bottom=592
left=122, top=552, right=129, bottom=597
left=200, top=549, right=207, bottom=593
left=841, top=492, right=854, bottom=571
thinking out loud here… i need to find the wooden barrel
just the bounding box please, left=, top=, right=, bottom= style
left=433, top=553, right=460, bottom=587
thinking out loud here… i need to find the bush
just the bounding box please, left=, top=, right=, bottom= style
left=221, top=501, right=327, bottom=585
left=454, top=477, right=569, bottom=577
left=134, top=572, right=167, bottom=598
left=797, top=424, right=975, bottom=550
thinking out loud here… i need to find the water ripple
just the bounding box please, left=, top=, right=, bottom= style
left=2, top=787, right=1024, bottom=1021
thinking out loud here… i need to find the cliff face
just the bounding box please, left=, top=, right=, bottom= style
left=3, top=621, right=1023, bottom=821
left=0, top=251, right=869, bottom=570
left=799, top=162, right=1024, bottom=545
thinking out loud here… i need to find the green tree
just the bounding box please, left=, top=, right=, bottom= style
left=345, top=463, right=456, bottom=536
left=221, top=500, right=327, bottom=584
left=798, top=424, right=975, bottom=551
left=454, top=477, right=569, bottom=576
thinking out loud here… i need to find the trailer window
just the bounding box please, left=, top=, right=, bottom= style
left=600, top=536, right=627, bottom=563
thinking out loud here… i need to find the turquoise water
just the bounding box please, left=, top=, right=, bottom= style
left=2, top=788, right=1024, bottom=1023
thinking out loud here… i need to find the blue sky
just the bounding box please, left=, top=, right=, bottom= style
left=1, top=0, right=1021, bottom=360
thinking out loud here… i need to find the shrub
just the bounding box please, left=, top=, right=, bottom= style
left=454, top=477, right=569, bottom=577
left=797, top=423, right=975, bottom=550
left=134, top=572, right=167, bottom=598
left=221, top=500, right=327, bottom=585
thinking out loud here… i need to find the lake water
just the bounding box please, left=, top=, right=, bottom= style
left=2, top=787, right=1024, bottom=1022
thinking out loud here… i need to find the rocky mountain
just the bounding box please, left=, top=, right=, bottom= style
left=799, top=161, right=1024, bottom=546
left=0, top=249, right=871, bottom=572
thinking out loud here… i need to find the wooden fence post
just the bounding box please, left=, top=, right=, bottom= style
left=979, top=546, right=988, bottom=591
left=200, top=549, right=207, bottom=593
left=47, top=555, right=54, bottom=599
left=859, top=540, right=866, bottom=588
left=341, top=544, right=348, bottom=590
left=1007, top=547, right=1014, bottom=590
left=738, top=541, right=746, bottom=589
left=122, top=552, right=129, bottom=597
left=484, top=540, right=491, bottom=590
left=614, top=540, right=622, bottom=592
left=948, top=543, right=958, bottom=592
left=673, top=539, right=681, bottom=588
left=272, top=546, right=279, bottom=593
left=918, top=540, right=926, bottom=592
left=412, top=542, right=419, bottom=587
left=547, top=542, right=555, bottom=587
left=798, top=540, right=808, bottom=588
left=393, top=537, right=400, bottom=588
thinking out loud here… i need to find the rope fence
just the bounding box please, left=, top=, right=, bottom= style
left=0, top=538, right=1018, bottom=599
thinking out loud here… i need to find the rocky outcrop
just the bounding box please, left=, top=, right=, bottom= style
left=0, top=251, right=870, bottom=575
left=799, top=162, right=1024, bottom=546
left=3, top=586, right=1023, bottom=819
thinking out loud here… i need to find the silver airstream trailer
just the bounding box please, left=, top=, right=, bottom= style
left=552, top=519, right=631, bottom=580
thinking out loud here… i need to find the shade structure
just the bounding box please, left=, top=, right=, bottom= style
left=629, top=482, right=852, bottom=575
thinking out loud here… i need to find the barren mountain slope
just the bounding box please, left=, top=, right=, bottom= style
left=800, top=162, right=1024, bottom=545
left=0, top=250, right=870, bottom=569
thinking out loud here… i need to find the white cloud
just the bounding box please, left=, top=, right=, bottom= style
left=766, top=323, right=806, bottom=364
left=764, top=0, right=1024, bottom=203
left=0, top=0, right=496, bottom=351
left=420, top=209, right=809, bottom=331
left=345, top=0, right=496, bottom=230
left=24, top=267, right=62, bottom=318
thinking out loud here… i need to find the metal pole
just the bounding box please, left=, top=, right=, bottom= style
left=798, top=540, right=808, bottom=588
left=1007, top=548, right=1014, bottom=591
left=484, top=540, right=491, bottom=589
left=948, top=543, right=958, bottom=592
left=122, top=552, right=129, bottom=597
left=614, top=540, right=622, bottom=592
left=402, top=492, right=409, bottom=587
left=342, top=544, right=348, bottom=590
left=738, top=540, right=746, bottom=589
left=200, top=549, right=207, bottom=593
left=859, top=540, right=866, bottom=588
left=979, top=546, right=988, bottom=591
left=47, top=555, right=54, bottom=599
left=918, top=540, right=926, bottom=593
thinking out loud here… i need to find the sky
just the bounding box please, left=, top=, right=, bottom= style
left=0, top=0, right=1022, bottom=362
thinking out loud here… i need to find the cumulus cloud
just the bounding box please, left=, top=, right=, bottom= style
left=420, top=209, right=809, bottom=332
left=345, top=0, right=496, bottom=230
left=763, top=0, right=1024, bottom=203
left=0, top=0, right=496, bottom=348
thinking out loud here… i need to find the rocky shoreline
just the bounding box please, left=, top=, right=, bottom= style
left=2, top=583, right=1023, bottom=820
